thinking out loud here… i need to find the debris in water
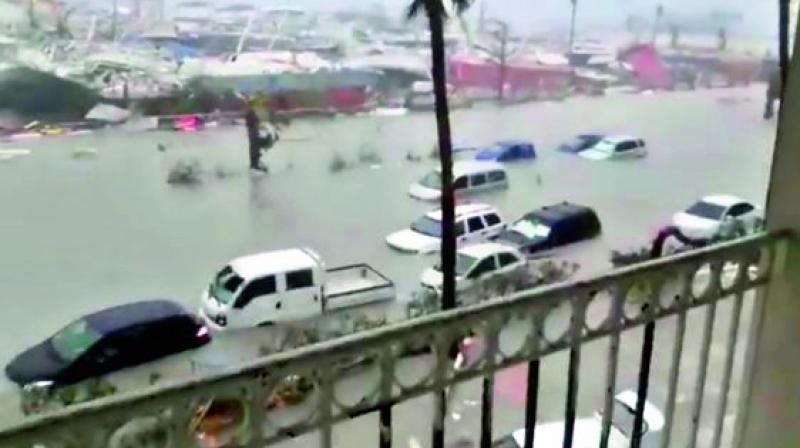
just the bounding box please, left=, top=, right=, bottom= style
left=72, top=147, right=98, bottom=159
left=329, top=153, right=350, bottom=173
left=0, top=148, right=31, bottom=162
left=405, top=151, right=422, bottom=162
left=213, top=165, right=237, bottom=179
left=157, top=143, right=167, bottom=152
left=357, top=145, right=383, bottom=165
left=167, top=159, right=203, bottom=185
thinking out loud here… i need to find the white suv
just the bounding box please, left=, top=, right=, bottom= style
left=386, top=203, right=506, bottom=254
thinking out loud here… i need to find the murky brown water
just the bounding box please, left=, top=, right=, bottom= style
left=0, top=86, right=776, bottom=430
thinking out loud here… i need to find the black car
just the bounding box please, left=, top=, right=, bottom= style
left=556, top=134, right=604, bottom=153
left=497, top=203, right=602, bottom=255
left=6, top=300, right=211, bottom=387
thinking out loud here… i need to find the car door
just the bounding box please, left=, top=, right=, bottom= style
left=280, top=268, right=319, bottom=320
left=453, top=176, right=469, bottom=198
left=232, top=275, right=278, bottom=327
left=725, top=203, right=757, bottom=233
left=615, top=140, right=637, bottom=159
left=488, top=170, right=508, bottom=190
left=80, top=335, right=126, bottom=379
left=465, top=215, right=488, bottom=244
left=455, top=220, right=468, bottom=245
left=464, top=254, right=499, bottom=290
left=469, top=173, right=489, bottom=193
left=497, top=252, right=524, bottom=276
left=482, top=212, right=505, bottom=239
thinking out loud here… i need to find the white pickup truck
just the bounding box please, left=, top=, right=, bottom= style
left=200, top=248, right=395, bottom=330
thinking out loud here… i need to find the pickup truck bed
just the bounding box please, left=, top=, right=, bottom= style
left=324, top=264, right=395, bottom=310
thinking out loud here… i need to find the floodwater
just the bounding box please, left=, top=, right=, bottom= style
left=0, top=85, right=777, bottom=432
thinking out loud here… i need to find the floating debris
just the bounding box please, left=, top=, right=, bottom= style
left=0, top=148, right=31, bottom=162
left=329, top=153, right=350, bottom=173
left=405, top=151, right=422, bottom=162
left=157, top=143, right=167, bottom=152
left=357, top=145, right=383, bottom=165
left=213, top=165, right=237, bottom=179
left=167, top=159, right=203, bottom=185
left=71, top=147, right=98, bottom=159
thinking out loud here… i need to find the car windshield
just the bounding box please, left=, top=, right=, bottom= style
left=686, top=201, right=727, bottom=220
left=50, top=319, right=102, bottom=362
left=210, top=266, right=245, bottom=305
left=510, top=217, right=551, bottom=241
left=419, top=171, right=442, bottom=189
left=605, top=401, right=648, bottom=437
left=455, top=253, right=478, bottom=276
left=561, top=136, right=593, bottom=150
left=592, top=140, right=616, bottom=153
left=411, top=215, right=442, bottom=238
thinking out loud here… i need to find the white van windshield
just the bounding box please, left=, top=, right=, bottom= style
left=211, top=266, right=245, bottom=305
left=420, top=171, right=442, bottom=189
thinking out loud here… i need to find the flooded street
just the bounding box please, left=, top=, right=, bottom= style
left=0, top=85, right=776, bottom=432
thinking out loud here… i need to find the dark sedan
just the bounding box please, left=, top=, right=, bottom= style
left=6, top=300, right=211, bottom=387
left=497, top=202, right=602, bottom=256
left=556, top=134, right=604, bottom=153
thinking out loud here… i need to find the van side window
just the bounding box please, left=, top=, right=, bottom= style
left=286, top=269, right=314, bottom=290
left=471, top=173, right=487, bottom=187
left=455, top=221, right=466, bottom=236
left=488, top=171, right=506, bottom=182
left=484, top=213, right=501, bottom=226
left=235, top=276, right=276, bottom=309
left=467, top=216, right=485, bottom=233
left=454, top=176, right=468, bottom=190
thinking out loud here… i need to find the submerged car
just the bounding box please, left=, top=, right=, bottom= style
left=672, top=195, right=761, bottom=239
left=493, top=390, right=664, bottom=447
left=409, top=161, right=509, bottom=201
left=557, top=134, right=604, bottom=153
left=580, top=135, right=647, bottom=160
left=420, top=242, right=526, bottom=297
left=5, top=300, right=211, bottom=387
left=475, top=140, right=536, bottom=162
left=385, top=203, right=505, bottom=254
left=497, top=203, right=601, bottom=256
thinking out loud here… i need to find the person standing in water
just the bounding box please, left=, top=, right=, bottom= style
left=245, top=102, right=277, bottom=172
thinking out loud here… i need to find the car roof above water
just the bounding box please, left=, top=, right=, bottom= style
left=459, top=242, right=519, bottom=259
left=86, top=300, right=189, bottom=335
left=229, top=248, right=321, bottom=280
left=700, top=194, right=745, bottom=207
left=425, top=203, right=498, bottom=221
left=528, top=202, right=597, bottom=224
left=432, top=160, right=506, bottom=177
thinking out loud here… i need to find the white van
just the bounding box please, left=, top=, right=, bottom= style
left=408, top=161, right=509, bottom=201
left=385, top=203, right=506, bottom=254
left=200, top=248, right=395, bottom=330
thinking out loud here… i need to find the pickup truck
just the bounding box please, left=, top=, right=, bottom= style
left=200, top=248, right=395, bottom=330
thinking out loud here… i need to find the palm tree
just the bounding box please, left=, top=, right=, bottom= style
left=407, top=0, right=472, bottom=311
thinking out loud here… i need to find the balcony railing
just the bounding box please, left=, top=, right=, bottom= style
left=0, top=231, right=788, bottom=448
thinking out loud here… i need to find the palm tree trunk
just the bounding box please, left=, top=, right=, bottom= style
left=426, top=3, right=457, bottom=311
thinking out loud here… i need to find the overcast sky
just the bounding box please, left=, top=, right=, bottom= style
left=262, top=0, right=780, bottom=38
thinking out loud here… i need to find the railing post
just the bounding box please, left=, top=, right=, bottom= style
left=735, top=4, right=800, bottom=446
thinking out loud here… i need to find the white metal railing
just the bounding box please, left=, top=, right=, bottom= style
left=0, top=231, right=787, bottom=448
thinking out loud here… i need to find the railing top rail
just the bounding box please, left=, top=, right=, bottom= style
left=0, top=230, right=789, bottom=439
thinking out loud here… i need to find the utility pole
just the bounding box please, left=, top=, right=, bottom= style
left=651, top=4, right=664, bottom=44
left=568, top=0, right=577, bottom=53
left=111, top=0, right=118, bottom=40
